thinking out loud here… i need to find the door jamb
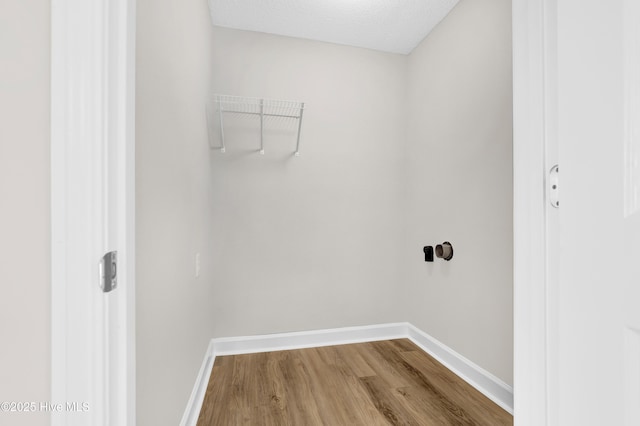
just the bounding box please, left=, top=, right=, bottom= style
left=51, top=0, right=136, bottom=424
left=513, top=0, right=553, bottom=424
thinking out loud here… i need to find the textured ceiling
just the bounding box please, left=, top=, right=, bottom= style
left=208, top=0, right=460, bottom=55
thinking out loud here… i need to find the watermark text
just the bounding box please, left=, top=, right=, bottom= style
left=0, top=401, right=89, bottom=413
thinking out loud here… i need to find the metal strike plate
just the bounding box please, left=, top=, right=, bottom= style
left=549, top=165, right=559, bottom=208
left=100, top=251, right=117, bottom=293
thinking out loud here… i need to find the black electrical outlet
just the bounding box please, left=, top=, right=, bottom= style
left=423, top=246, right=434, bottom=262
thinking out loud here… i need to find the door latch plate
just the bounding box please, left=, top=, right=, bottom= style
left=549, top=165, right=559, bottom=208
left=100, top=251, right=117, bottom=293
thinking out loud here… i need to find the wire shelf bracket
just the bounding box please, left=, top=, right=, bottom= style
left=207, top=95, right=306, bottom=156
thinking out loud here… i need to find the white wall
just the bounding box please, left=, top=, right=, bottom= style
left=136, top=0, right=217, bottom=424
left=403, top=0, right=513, bottom=385
left=0, top=1, right=51, bottom=425
left=208, top=27, right=407, bottom=337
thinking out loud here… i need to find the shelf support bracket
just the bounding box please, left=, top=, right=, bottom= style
left=295, top=103, right=305, bottom=156
left=259, top=99, right=265, bottom=154
left=218, top=103, right=226, bottom=153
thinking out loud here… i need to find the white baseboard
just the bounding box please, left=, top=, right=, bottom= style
left=180, top=322, right=514, bottom=425
left=406, top=324, right=514, bottom=415
left=180, top=340, right=216, bottom=426
left=212, top=322, right=408, bottom=356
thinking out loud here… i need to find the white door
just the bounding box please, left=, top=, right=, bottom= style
left=556, top=0, right=640, bottom=424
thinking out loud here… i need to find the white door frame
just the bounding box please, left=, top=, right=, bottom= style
left=51, top=0, right=136, bottom=424
left=513, top=0, right=554, bottom=424
left=51, top=0, right=550, bottom=425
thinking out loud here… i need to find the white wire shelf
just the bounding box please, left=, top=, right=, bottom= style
left=207, top=94, right=305, bottom=156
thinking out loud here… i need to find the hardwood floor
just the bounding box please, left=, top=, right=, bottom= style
left=196, top=339, right=513, bottom=426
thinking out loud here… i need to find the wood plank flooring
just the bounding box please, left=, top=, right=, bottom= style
left=196, top=339, right=513, bottom=426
